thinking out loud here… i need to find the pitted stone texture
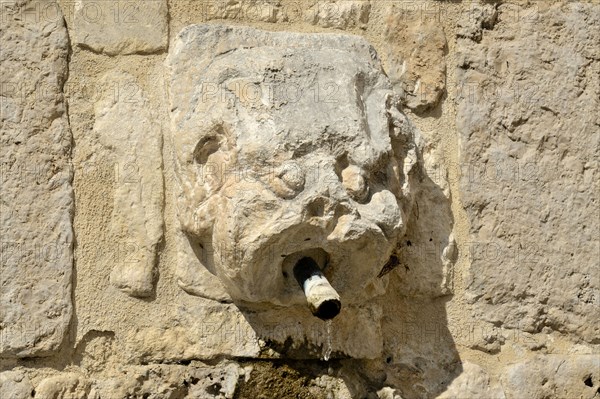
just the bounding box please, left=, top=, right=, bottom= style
left=92, top=363, right=244, bottom=399
left=198, top=0, right=287, bottom=23
left=94, top=71, right=164, bottom=297
left=166, top=24, right=420, bottom=312
left=124, top=304, right=261, bottom=362
left=456, top=3, right=498, bottom=43
left=501, top=355, right=600, bottom=399
left=457, top=2, right=600, bottom=343
left=384, top=5, right=447, bottom=111
left=305, top=0, right=371, bottom=30
left=26, top=363, right=244, bottom=399
left=73, top=0, right=168, bottom=55
left=0, top=0, right=73, bottom=357
left=436, top=362, right=505, bottom=399
left=35, top=373, right=92, bottom=399
left=0, top=370, right=34, bottom=399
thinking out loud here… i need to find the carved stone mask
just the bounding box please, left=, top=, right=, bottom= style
left=167, top=25, right=419, bottom=309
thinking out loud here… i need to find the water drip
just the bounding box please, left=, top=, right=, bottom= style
left=323, top=319, right=333, bottom=361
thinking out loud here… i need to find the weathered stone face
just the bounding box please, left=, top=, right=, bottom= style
left=383, top=4, right=448, bottom=112
left=167, top=25, right=419, bottom=307
left=73, top=0, right=168, bottom=55
left=457, top=1, right=600, bottom=344
left=94, top=71, right=164, bottom=298
left=0, top=0, right=73, bottom=358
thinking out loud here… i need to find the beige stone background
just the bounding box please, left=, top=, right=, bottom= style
left=1, top=0, right=599, bottom=398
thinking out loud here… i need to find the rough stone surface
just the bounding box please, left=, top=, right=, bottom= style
left=22, top=362, right=246, bottom=399
left=249, top=303, right=384, bottom=359
left=384, top=5, right=447, bottom=111
left=456, top=3, right=498, bottom=43
left=501, top=355, right=600, bottom=399
left=0, top=0, right=73, bottom=358
left=436, top=361, right=505, bottom=399
left=123, top=303, right=262, bottom=362
left=381, top=296, right=461, bottom=399
left=457, top=2, right=600, bottom=344
left=35, top=373, right=92, bottom=399
left=0, top=370, right=34, bottom=399
left=94, top=71, right=164, bottom=297
left=91, top=362, right=245, bottom=399
left=196, top=0, right=287, bottom=23
left=73, top=0, right=168, bottom=55
left=305, top=0, right=371, bottom=30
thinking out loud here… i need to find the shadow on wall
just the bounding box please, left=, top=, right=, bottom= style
left=378, top=168, right=461, bottom=398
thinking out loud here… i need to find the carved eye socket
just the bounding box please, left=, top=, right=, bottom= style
left=270, top=162, right=305, bottom=199
left=193, top=135, right=220, bottom=164
left=342, top=165, right=368, bottom=202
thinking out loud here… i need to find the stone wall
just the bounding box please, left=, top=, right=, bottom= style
left=1, top=1, right=598, bottom=398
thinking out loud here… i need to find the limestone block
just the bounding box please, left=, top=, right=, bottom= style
left=73, top=0, right=168, bottom=55
left=35, top=373, right=92, bottom=399
left=501, top=355, right=600, bottom=399
left=165, top=24, right=419, bottom=311
left=436, top=362, right=505, bottom=399
left=93, top=363, right=244, bottom=399
left=0, top=370, right=34, bottom=399
left=457, top=2, right=600, bottom=343
left=0, top=0, right=73, bottom=357
left=93, top=72, right=164, bottom=297
left=384, top=5, right=447, bottom=111
left=456, top=3, right=497, bottom=43
left=121, top=299, right=381, bottom=360
left=304, top=0, right=371, bottom=30
left=124, top=303, right=262, bottom=362
left=199, top=0, right=287, bottom=23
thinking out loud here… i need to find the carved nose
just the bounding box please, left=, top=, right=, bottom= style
left=306, top=196, right=354, bottom=221
left=306, top=196, right=328, bottom=218
left=304, top=163, right=357, bottom=224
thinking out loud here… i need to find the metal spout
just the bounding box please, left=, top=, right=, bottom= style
left=293, top=257, right=341, bottom=320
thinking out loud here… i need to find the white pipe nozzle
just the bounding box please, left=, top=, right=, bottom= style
left=294, top=257, right=341, bottom=320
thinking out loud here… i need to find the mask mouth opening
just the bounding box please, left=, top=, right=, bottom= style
left=281, top=247, right=330, bottom=275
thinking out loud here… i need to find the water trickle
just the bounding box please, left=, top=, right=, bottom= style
left=323, top=319, right=333, bottom=361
